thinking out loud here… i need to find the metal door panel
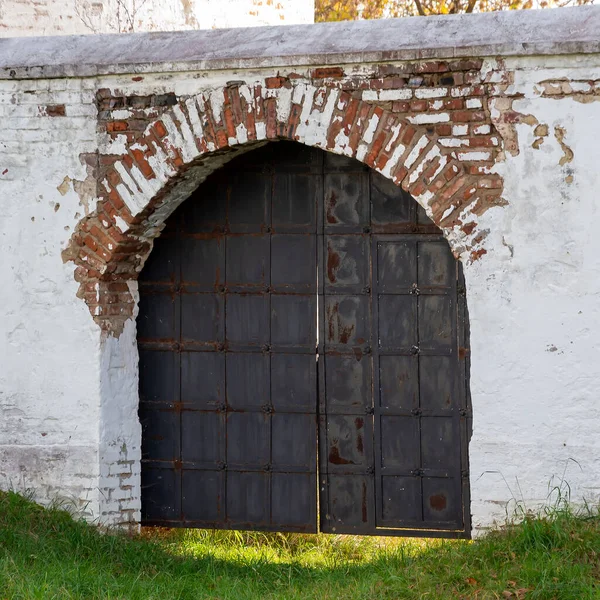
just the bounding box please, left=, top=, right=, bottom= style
left=325, top=295, right=370, bottom=349
left=226, top=472, right=269, bottom=526
left=324, top=355, right=371, bottom=412
left=141, top=237, right=178, bottom=283
left=371, top=171, right=413, bottom=230
left=226, top=412, right=270, bottom=467
left=142, top=467, right=180, bottom=522
left=182, top=471, right=223, bottom=522
left=419, top=355, right=457, bottom=414
left=181, top=411, right=223, bottom=464
left=180, top=293, right=224, bottom=345
left=272, top=173, right=318, bottom=233
left=139, top=406, right=179, bottom=461
left=271, top=234, right=316, bottom=290
left=137, top=293, right=177, bottom=341
left=272, top=413, right=316, bottom=470
left=380, top=415, right=420, bottom=471
left=378, top=295, right=417, bottom=348
left=225, top=295, right=269, bottom=348
left=325, top=414, right=373, bottom=473
left=324, top=172, right=369, bottom=231
left=420, top=417, right=459, bottom=475
left=422, top=477, right=462, bottom=525
left=325, top=235, right=369, bottom=292
left=271, top=354, right=316, bottom=411
left=377, top=241, right=417, bottom=293
left=226, top=353, right=269, bottom=410
left=227, top=172, right=270, bottom=232
left=180, top=351, right=225, bottom=408
left=418, top=295, right=454, bottom=351
left=271, top=473, right=317, bottom=528
left=323, top=475, right=375, bottom=533
left=417, top=240, right=455, bottom=290
left=139, top=349, right=178, bottom=403
left=182, top=180, right=227, bottom=233
left=180, top=237, right=224, bottom=290
left=271, top=295, right=317, bottom=349
left=379, top=355, right=419, bottom=412
left=380, top=476, right=422, bottom=524
left=226, top=235, right=270, bottom=291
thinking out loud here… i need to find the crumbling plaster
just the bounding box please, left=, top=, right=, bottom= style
left=469, top=71, right=600, bottom=529
left=1, top=9, right=600, bottom=531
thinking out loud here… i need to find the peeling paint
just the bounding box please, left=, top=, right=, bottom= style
left=554, top=125, right=574, bottom=165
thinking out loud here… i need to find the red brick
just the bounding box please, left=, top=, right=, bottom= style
left=44, top=104, right=66, bottom=117
left=365, top=129, right=388, bottom=167
left=442, top=98, right=464, bottom=110
left=105, top=169, right=121, bottom=188
left=223, top=107, right=236, bottom=139
left=215, top=129, right=229, bottom=148
left=311, top=67, right=345, bottom=79
left=400, top=124, right=417, bottom=146
left=468, top=136, right=496, bottom=148
left=265, top=98, right=278, bottom=139
left=414, top=61, right=450, bottom=74
left=348, top=102, right=372, bottom=155
left=452, top=110, right=486, bottom=122
left=435, top=124, right=452, bottom=136
left=130, top=149, right=155, bottom=179
left=152, top=120, right=167, bottom=138
left=410, top=100, right=428, bottom=112
left=392, top=101, right=410, bottom=112
left=106, top=121, right=128, bottom=133
left=265, top=76, right=288, bottom=89
left=229, top=86, right=244, bottom=124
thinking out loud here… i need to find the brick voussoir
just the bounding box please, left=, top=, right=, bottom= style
left=65, top=69, right=506, bottom=333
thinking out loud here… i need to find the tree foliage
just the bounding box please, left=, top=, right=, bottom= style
left=315, top=0, right=593, bottom=20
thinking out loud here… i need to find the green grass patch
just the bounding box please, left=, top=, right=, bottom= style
left=0, top=491, right=598, bottom=599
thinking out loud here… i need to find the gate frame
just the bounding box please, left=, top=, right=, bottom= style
left=63, top=73, right=495, bottom=528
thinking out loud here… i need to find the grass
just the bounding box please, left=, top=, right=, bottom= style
left=0, top=491, right=598, bottom=599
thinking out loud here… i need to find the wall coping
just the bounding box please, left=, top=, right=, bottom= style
left=1, top=6, right=600, bottom=80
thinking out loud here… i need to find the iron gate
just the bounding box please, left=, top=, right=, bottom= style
left=138, top=142, right=471, bottom=538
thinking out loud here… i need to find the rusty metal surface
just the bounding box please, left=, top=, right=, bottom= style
left=139, top=143, right=320, bottom=533
left=318, top=155, right=470, bottom=537
left=139, top=142, right=470, bottom=537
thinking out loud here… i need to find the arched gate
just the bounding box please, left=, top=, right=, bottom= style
left=138, top=142, right=471, bottom=538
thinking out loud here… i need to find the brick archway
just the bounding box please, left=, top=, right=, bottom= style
left=64, top=77, right=505, bottom=335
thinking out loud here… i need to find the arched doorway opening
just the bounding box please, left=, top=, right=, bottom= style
left=137, top=142, right=471, bottom=538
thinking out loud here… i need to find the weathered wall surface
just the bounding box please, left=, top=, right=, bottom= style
left=0, top=77, right=102, bottom=515
left=469, top=56, right=600, bottom=529
left=1, top=8, right=599, bottom=531
left=0, top=0, right=314, bottom=37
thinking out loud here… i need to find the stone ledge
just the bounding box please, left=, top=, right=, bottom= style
left=1, top=6, right=600, bottom=80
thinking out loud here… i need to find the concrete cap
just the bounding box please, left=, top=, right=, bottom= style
left=1, top=5, right=599, bottom=79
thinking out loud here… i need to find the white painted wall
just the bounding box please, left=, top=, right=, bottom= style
left=0, top=77, right=101, bottom=515
left=0, top=52, right=599, bottom=533
left=0, top=0, right=315, bottom=37
left=468, top=56, right=600, bottom=530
